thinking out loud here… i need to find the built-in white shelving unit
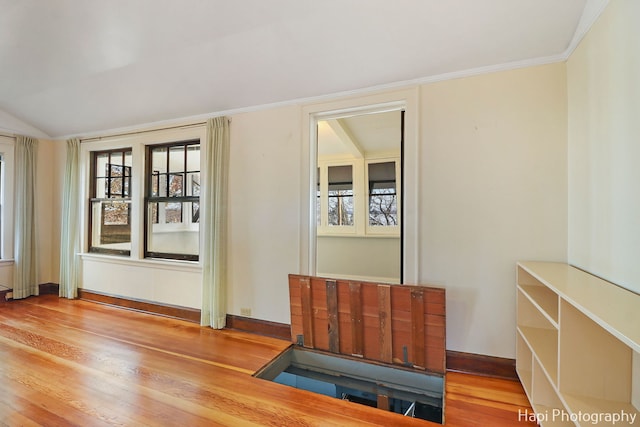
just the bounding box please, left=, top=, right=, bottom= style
left=516, top=261, right=639, bottom=427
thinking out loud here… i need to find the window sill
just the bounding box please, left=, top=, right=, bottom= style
left=79, top=253, right=201, bottom=273
left=317, top=233, right=400, bottom=239
left=0, top=259, right=15, bottom=266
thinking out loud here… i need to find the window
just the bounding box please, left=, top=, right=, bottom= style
left=89, top=149, right=132, bottom=255
left=367, top=161, right=397, bottom=226
left=327, top=165, right=354, bottom=226
left=317, top=158, right=399, bottom=236
left=145, top=140, right=200, bottom=261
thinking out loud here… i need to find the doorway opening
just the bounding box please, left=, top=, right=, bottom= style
left=313, top=108, right=404, bottom=284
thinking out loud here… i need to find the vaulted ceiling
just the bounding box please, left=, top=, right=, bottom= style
left=0, top=0, right=607, bottom=139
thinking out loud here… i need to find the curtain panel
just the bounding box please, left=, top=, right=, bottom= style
left=200, top=117, right=230, bottom=328
left=13, top=135, right=39, bottom=299
left=59, top=138, right=81, bottom=298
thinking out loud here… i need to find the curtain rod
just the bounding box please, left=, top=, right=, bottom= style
left=79, top=116, right=232, bottom=143
left=80, top=121, right=207, bottom=143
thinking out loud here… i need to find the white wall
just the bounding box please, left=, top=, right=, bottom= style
left=420, top=63, right=568, bottom=357
left=316, top=236, right=400, bottom=283
left=226, top=106, right=302, bottom=323
left=36, top=138, right=57, bottom=284
left=567, top=0, right=640, bottom=294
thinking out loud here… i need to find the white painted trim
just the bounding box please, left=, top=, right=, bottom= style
left=80, top=252, right=201, bottom=273
left=563, top=0, right=610, bottom=58
left=315, top=272, right=400, bottom=285
left=300, top=88, right=420, bottom=284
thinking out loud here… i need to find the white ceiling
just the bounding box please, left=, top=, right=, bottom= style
left=0, top=0, right=607, bottom=139
left=318, top=111, right=401, bottom=159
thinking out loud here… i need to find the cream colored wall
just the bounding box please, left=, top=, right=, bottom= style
left=36, top=139, right=57, bottom=284
left=419, top=63, right=568, bottom=357
left=316, top=236, right=400, bottom=283
left=567, top=0, right=640, bottom=294
left=226, top=106, right=302, bottom=323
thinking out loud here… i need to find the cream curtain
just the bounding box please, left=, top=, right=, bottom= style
left=59, top=138, right=80, bottom=298
left=201, top=117, right=230, bottom=328
left=13, top=135, right=39, bottom=299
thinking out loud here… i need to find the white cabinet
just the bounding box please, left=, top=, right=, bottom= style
left=516, top=262, right=639, bottom=427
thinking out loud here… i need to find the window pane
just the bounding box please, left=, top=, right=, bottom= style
left=165, top=201, right=182, bottom=223
left=109, top=152, right=123, bottom=166
left=95, top=177, right=107, bottom=198
left=191, top=202, right=200, bottom=223
left=168, top=174, right=184, bottom=197
left=187, top=173, right=200, bottom=196
left=147, top=202, right=199, bottom=258
left=91, top=200, right=131, bottom=252
left=124, top=151, right=133, bottom=168
left=95, top=153, right=109, bottom=178
left=328, top=165, right=353, bottom=226
left=186, top=145, right=200, bottom=171
left=368, top=162, right=397, bottom=226
left=152, top=147, right=167, bottom=173
left=169, top=145, right=184, bottom=173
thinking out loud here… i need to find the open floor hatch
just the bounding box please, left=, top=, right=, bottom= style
left=255, top=347, right=444, bottom=423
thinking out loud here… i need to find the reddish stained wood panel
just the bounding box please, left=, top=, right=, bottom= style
left=349, top=282, right=364, bottom=357
left=411, top=288, right=426, bottom=369
left=326, top=280, right=339, bottom=353
left=300, top=277, right=314, bottom=348
left=288, top=274, right=446, bottom=374
left=378, top=285, right=393, bottom=363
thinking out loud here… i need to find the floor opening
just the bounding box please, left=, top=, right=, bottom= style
left=255, top=347, right=444, bottom=423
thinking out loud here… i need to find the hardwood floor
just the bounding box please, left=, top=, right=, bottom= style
left=0, top=295, right=535, bottom=426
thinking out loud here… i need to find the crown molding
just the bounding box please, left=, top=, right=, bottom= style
left=563, top=0, right=610, bottom=59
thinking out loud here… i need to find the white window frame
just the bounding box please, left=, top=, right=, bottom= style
left=79, top=125, right=206, bottom=264
left=317, top=156, right=400, bottom=238
left=300, top=88, right=420, bottom=283
left=317, top=159, right=360, bottom=235
left=365, top=157, right=401, bottom=236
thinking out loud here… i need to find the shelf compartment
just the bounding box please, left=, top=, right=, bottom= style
left=517, top=289, right=558, bottom=384
left=531, top=359, right=574, bottom=427
left=559, top=299, right=638, bottom=424
left=517, top=331, right=533, bottom=398
left=562, top=394, right=638, bottom=427
left=518, top=265, right=559, bottom=326
left=518, top=325, right=558, bottom=387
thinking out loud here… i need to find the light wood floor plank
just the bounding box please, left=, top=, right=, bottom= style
left=0, top=295, right=534, bottom=426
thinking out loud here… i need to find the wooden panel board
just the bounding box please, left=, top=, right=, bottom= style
left=288, top=274, right=446, bottom=374
left=300, top=277, right=314, bottom=348
left=378, top=285, right=393, bottom=363
left=349, top=282, right=364, bottom=357
left=411, top=288, right=426, bottom=369
left=326, top=280, right=339, bottom=353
